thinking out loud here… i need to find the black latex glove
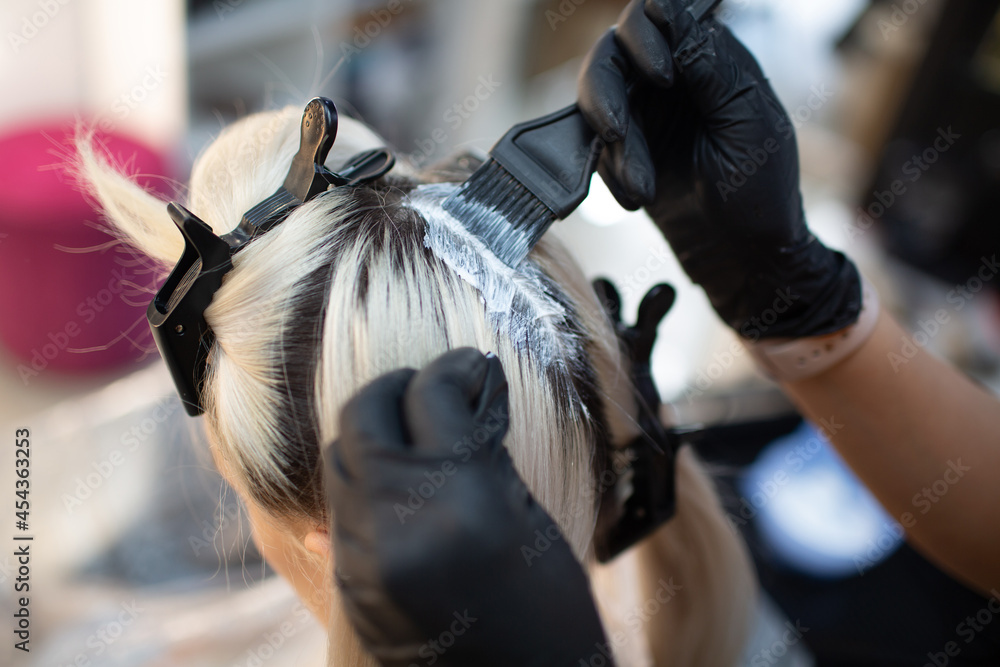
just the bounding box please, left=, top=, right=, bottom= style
left=324, top=348, right=611, bottom=667
left=578, top=0, right=861, bottom=340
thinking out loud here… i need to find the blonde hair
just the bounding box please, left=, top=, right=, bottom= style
left=76, top=104, right=756, bottom=666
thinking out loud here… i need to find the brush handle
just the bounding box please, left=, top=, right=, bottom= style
left=488, top=104, right=602, bottom=219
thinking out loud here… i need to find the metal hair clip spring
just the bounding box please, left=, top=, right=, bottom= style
left=592, top=279, right=683, bottom=562
left=148, top=97, right=395, bottom=416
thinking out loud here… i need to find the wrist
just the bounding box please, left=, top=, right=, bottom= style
left=703, top=244, right=864, bottom=340
left=742, top=277, right=880, bottom=382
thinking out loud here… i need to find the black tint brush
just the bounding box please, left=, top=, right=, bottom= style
left=443, top=0, right=722, bottom=267
left=442, top=104, right=601, bottom=267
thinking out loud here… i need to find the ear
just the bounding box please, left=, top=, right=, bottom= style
left=304, top=527, right=331, bottom=558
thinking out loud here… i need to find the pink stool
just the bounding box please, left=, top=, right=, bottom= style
left=0, top=122, right=170, bottom=383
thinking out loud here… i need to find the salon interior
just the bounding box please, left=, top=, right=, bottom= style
left=1, top=0, right=999, bottom=665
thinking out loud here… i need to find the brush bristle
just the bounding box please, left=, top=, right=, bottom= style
left=442, top=160, right=555, bottom=267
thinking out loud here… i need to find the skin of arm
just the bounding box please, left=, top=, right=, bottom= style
left=572, top=0, right=1000, bottom=597
left=783, top=308, right=1000, bottom=595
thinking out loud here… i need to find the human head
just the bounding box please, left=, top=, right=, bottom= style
left=77, top=103, right=755, bottom=666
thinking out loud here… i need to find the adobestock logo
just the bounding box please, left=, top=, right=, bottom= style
left=887, top=254, right=997, bottom=372
left=878, top=0, right=934, bottom=39
left=17, top=267, right=142, bottom=385
left=546, top=0, right=588, bottom=31
left=392, top=405, right=508, bottom=524
left=54, top=600, right=144, bottom=667
left=336, top=0, right=418, bottom=64
left=682, top=288, right=800, bottom=403
left=578, top=577, right=683, bottom=666
left=233, top=602, right=313, bottom=667
left=411, top=611, right=477, bottom=666
left=408, top=75, right=503, bottom=166
left=922, top=590, right=1000, bottom=667
left=7, top=0, right=72, bottom=55
left=846, top=126, right=961, bottom=243
left=95, top=65, right=168, bottom=133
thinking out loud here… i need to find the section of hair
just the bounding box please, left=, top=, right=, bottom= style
left=312, top=186, right=607, bottom=560
left=634, top=449, right=757, bottom=666
left=75, top=105, right=755, bottom=667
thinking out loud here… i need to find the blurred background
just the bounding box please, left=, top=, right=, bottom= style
left=1, top=0, right=998, bottom=665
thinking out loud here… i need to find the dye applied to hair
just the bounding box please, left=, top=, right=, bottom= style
left=406, top=183, right=572, bottom=370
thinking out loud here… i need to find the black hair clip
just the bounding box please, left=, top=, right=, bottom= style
left=147, top=97, right=395, bottom=416
left=592, top=279, right=682, bottom=562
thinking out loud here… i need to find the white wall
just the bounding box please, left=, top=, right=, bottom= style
left=1, top=0, right=187, bottom=151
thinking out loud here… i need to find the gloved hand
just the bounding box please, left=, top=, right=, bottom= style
left=324, top=348, right=611, bottom=667
left=578, top=0, right=861, bottom=340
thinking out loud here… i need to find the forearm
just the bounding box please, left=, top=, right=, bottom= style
left=574, top=0, right=1000, bottom=593
left=783, top=309, right=1000, bottom=594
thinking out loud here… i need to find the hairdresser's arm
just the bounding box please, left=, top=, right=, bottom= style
left=783, top=310, right=1000, bottom=593
left=578, top=0, right=1000, bottom=594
